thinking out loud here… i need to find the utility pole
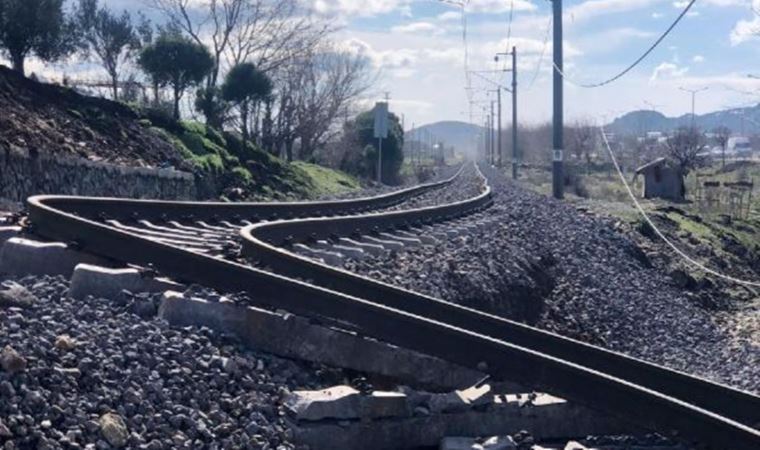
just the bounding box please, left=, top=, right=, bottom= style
left=490, top=100, right=496, bottom=165
left=488, top=89, right=502, bottom=167
left=679, top=86, right=708, bottom=129
left=497, top=89, right=502, bottom=167
left=511, top=46, right=518, bottom=179
left=552, top=0, right=564, bottom=199
left=495, top=48, right=520, bottom=178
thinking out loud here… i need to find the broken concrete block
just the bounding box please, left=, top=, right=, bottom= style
left=361, top=391, right=409, bottom=419
left=69, top=264, right=181, bottom=300
left=440, top=436, right=517, bottom=450
left=158, top=292, right=484, bottom=391
left=285, top=386, right=362, bottom=421
left=457, top=384, right=492, bottom=408
left=285, top=387, right=410, bottom=422
left=0, top=238, right=107, bottom=277
left=292, top=391, right=627, bottom=450
left=429, top=391, right=471, bottom=414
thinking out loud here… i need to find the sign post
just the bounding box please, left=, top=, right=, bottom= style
left=373, top=102, right=389, bottom=183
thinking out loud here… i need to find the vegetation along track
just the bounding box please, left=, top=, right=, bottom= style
left=25, top=161, right=760, bottom=450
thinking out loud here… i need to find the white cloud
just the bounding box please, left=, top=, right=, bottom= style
left=437, top=11, right=461, bottom=22
left=692, top=55, right=705, bottom=63
left=730, top=0, right=760, bottom=45
left=566, top=0, right=659, bottom=24
left=391, top=22, right=441, bottom=35
left=465, top=0, right=537, bottom=13
left=650, top=62, right=689, bottom=82
left=311, top=0, right=411, bottom=18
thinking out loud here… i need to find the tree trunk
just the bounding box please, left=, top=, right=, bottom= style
left=173, top=87, right=181, bottom=120
left=241, top=102, right=250, bottom=144
left=111, top=74, right=119, bottom=101
left=285, top=139, right=293, bottom=162
left=153, top=81, right=160, bottom=106
left=11, top=53, right=25, bottom=75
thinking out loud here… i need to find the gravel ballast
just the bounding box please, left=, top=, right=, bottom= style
left=0, top=276, right=345, bottom=450
left=343, top=164, right=760, bottom=394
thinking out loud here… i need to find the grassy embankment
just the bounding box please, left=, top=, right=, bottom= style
left=146, top=120, right=361, bottom=200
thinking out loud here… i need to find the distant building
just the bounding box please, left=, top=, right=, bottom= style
left=635, top=157, right=685, bottom=202
left=728, top=136, right=753, bottom=157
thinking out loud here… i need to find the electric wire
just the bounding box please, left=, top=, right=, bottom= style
left=599, top=123, right=760, bottom=288
left=555, top=0, right=698, bottom=89
left=526, top=15, right=552, bottom=91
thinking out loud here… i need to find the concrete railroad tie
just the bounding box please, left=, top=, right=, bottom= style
left=396, top=230, right=437, bottom=245
left=0, top=237, right=108, bottom=277
left=361, top=236, right=404, bottom=251
left=332, top=245, right=366, bottom=260
left=338, top=238, right=385, bottom=257
left=69, top=264, right=181, bottom=300
left=379, top=233, right=422, bottom=247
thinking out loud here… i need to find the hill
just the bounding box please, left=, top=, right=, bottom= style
left=0, top=65, right=360, bottom=201
left=0, top=65, right=183, bottom=167
left=406, top=121, right=482, bottom=156
left=608, top=104, right=760, bottom=135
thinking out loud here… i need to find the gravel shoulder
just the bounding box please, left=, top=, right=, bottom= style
left=0, top=276, right=344, bottom=449
left=343, top=164, right=760, bottom=394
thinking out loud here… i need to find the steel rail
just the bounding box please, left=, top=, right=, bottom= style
left=29, top=164, right=466, bottom=223
left=24, top=163, right=760, bottom=449
left=240, top=164, right=760, bottom=432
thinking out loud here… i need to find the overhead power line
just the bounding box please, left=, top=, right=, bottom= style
left=554, top=0, right=697, bottom=89
left=505, top=0, right=515, bottom=54
left=525, top=15, right=552, bottom=91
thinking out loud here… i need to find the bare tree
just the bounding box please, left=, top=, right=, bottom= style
left=225, top=0, right=332, bottom=73
left=77, top=0, right=142, bottom=100
left=713, top=126, right=731, bottom=168
left=287, top=47, right=374, bottom=160
left=665, top=127, right=706, bottom=193
left=567, top=120, right=597, bottom=166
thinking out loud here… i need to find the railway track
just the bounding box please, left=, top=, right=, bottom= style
left=24, top=161, right=760, bottom=449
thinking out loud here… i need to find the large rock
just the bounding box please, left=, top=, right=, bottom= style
left=0, top=346, right=26, bottom=373
left=0, top=281, right=37, bottom=308
left=99, top=413, right=128, bottom=448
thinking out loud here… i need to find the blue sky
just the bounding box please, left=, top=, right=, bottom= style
left=9, top=1, right=760, bottom=128
left=313, top=0, right=760, bottom=127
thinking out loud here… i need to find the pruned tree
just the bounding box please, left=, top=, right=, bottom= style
left=340, top=109, right=404, bottom=184
left=0, top=0, right=77, bottom=75
left=221, top=62, right=273, bottom=143
left=138, top=34, right=214, bottom=119
left=148, top=0, right=332, bottom=127
left=76, top=0, right=141, bottom=100
left=713, top=126, right=731, bottom=168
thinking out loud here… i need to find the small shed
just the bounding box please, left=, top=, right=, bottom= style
left=635, top=157, right=685, bottom=202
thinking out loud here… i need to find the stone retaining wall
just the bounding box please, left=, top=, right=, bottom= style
left=0, top=147, right=196, bottom=204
